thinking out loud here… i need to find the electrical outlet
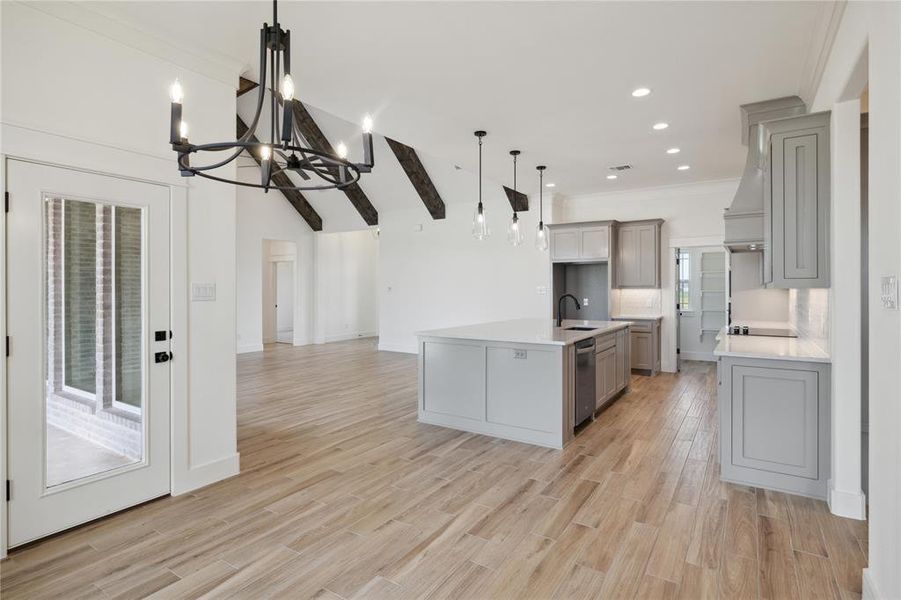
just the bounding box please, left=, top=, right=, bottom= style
left=582, top=298, right=590, bottom=307
left=513, top=349, right=527, bottom=359
left=536, top=286, right=548, bottom=295
left=881, top=275, right=898, bottom=310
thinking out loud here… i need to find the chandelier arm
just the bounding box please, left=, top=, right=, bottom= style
left=186, top=162, right=361, bottom=192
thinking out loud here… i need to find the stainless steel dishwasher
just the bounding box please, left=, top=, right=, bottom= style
left=574, top=338, right=596, bottom=427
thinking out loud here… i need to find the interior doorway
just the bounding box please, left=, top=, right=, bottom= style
left=675, top=246, right=727, bottom=365
left=274, top=261, right=294, bottom=344
left=262, top=240, right=297, bottom=347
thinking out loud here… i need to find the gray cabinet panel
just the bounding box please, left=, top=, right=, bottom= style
left=764, top=112, right=830, bottom=288
left=615, top=330, right=626, bottom=391
left=615, top=220, right=662, bottom=288
left=550, top=228, right=580, bottom=261
left=731, top=365, right=819, bottom=478
left=580, top=226, right=610, bottom=260
left=486, top=346, right=558, bottom=433
left=631, top=332, right=652, bottom=370
left=718, top=356, right=830, bottom=499
left=422, top=341, right=485, bottom=420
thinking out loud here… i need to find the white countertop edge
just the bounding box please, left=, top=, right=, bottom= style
left=611, top=314, right=663, bottom=321
left=417, top=318, right=630, bottom=347
left=713, top=325, right=831, bottom=363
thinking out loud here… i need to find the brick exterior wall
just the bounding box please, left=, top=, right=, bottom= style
left=45, top=198, right=143, bottom=462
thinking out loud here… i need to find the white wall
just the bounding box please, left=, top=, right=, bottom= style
left=0, top=1, right=242, bottom=554
left=314, top=230, right=379, bottom=343
left=730, top=252, right=790, bottom=323
left=235, top=167, right=315, bottom=352
left=559, top=179, right=739, bottom=372
left=813, top=2, right=901, bottom=597
left=378, top=197, right=551, bottom=354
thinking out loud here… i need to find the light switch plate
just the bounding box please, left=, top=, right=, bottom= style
left=881, top=275, right=898, bottom=310
left=191, top=282, right=216, bottom=302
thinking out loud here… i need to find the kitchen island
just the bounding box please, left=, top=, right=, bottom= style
left=417, top=318, right=631, bottom=448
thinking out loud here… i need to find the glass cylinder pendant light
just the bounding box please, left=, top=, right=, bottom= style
left=507, top=150, right=524, bottom=246
left=472, top=130, right=490, bottom=240
left=535, top=165, right=549, bottom=250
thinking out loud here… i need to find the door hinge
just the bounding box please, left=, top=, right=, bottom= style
left=5, top=480, right=10, bottom=502
left=676, top=348, right=681, bottom=354
left=5, top=336, right=8, bottom=357
left=4, top=191, right=9, bottom=213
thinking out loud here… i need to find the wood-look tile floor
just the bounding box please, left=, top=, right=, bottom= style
left=1, top=339, right=868, bottom=599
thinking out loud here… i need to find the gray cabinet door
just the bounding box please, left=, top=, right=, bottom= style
left=595, top=349, right=606, bottom=409
left=767, top=113, right=830, bottom=288
left=615, top=221, right=661, bottom=288
left=631, top=332, right=652, bottom=370
left=550, top=228, right=580, bottom=261
left=730, top=364, right=819, bottom=479
left=580, top=226, right=610, bottom=260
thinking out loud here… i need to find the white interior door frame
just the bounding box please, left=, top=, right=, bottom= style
left=267, top=253, right=296, bottom=346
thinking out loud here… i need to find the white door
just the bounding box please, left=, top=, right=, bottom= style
left=274, top=261, right=294, bottom=344
left=6, top=160, right=171, bottom=547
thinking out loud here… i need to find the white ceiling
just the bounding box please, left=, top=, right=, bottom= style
left=84, top=1, right=833, bottom=197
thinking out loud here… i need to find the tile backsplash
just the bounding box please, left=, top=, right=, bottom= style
left=789, top=288, right=830, bottom=353
left=611, top=288, right=662, bottom=317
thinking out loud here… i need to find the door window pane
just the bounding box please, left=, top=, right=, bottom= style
left=63, top=200, right=97, bottom=394
left=45, top=197, right=144, bottom=487
left=115, top=206, right=142, bottom=409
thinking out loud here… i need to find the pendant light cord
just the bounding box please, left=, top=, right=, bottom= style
left=478, top=135, right=483, bottom=207
left=539, top=169, right=543, bottom=224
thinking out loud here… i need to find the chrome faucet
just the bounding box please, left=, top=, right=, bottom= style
left=557, top=294, right=581, bottom=327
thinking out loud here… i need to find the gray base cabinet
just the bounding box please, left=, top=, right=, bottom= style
left=616, top=318, right=660, bottom=376
left=718, top=355, right=830, bottom=499
left=594, top=328, right=630, bottom=411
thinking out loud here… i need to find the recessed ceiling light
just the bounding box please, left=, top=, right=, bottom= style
left=677, top=165, right=690, bottom=171
left=545, top=183, right=556, bottom=188
left=606, top=174, right=618, bottom=180
left=666, top=147, right=680, bottom=154
left=653, top=122, right=669, bottom=131
left=631, top=87, right=651, bottom=98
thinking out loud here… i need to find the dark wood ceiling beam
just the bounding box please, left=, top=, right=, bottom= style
left=385, top=138, right=445, bottom=220
left=503, top=186, right=529, bottom=213
left=237, top=77, right=259, bottom=98
left=289, top=99, right=379, bottom=226
left=237, top=116, right=323, bottom=232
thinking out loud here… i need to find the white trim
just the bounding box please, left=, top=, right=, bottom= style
left=799, top=1, right=848, bottom=106
left=170, top=453, right=240, bottom=496
left=670, top=235, right=724, bottom=249
left=237, top=343, right=264, bottom=354
left=323, top=331, right=377, bottom=344
left=862, top=569, right=882, bottom=600
left=561, top=177, right=741, bottom=205
left=378, top=341, right=417, bottom=354
left=679, top=351, right=716, bottom=362
left=17, top=1, right=244, bottom=88
left=827, top=478, right=867, bottom=520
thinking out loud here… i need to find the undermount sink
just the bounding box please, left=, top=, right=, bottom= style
left=564, top=326, right=597, bottom=331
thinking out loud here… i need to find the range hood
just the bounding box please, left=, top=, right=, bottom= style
left=724, top=97, right=807, bottom=252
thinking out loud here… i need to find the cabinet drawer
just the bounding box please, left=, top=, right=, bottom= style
left=628, top=321, right=653, bottom=333
left=595, top=333, right=616, bottom=352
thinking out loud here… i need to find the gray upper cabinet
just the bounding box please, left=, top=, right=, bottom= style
left=763, top=112, right=830, bottom=288
left=615, top=219, right=663, bottom=288
left=550, top=222, right=612, bottom=263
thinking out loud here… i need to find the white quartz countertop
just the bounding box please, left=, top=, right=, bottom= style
left=417, top=318, right=629, bottom=346
left=713, top=326, right=831, bottom=363
left=611, top=314, right=662, bottom=321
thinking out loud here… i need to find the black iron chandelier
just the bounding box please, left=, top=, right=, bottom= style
left=168, top=0, right=374, bottom=191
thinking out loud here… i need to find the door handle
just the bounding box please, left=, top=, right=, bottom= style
left=154, top=351, right=173, bottom=363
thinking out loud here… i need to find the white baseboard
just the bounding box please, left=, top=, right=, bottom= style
left=171, top=452, right=240, bottom=496
left=236, top=342, right=264, bottom=354
left=828, top=479, right=867, bottom=520
left=378, top=340, right=417, bottom=354
left=862, top=568, right=882, bottom=600
left=323, top=331, right=377, bottom=344
left=679, top=351, right=716, bottom=362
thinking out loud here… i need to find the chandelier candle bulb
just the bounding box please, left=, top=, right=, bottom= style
left=179, top=120, right=189, bottom=141
left=336, top=142, right=348, bottom=159
left=260, top=145, right=272, bottom=189
left=169, top=79, right=183, bottom=144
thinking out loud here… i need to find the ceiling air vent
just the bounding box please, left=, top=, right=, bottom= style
left=608, top=164, right=632, bottom=172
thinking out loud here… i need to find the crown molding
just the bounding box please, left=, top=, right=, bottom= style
left=19, top=1, right=246, bottom=88
left=798, top=1, right=847, bottom=106
left=562, top=177, right=741, bottom=205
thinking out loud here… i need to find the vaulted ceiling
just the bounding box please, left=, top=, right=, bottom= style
left=84, top=1, right=839, bottom=197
